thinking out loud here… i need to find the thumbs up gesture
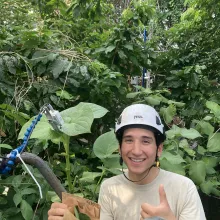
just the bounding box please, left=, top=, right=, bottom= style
left=140, top=184, right=176, bottom=220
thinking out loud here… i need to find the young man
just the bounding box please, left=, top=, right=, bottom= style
left=48, top=104, right=206, bottom=220
left=98, top=104, right=206, bottom=220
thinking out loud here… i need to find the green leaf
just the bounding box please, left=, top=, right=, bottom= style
left=167, top=100, right=185, bottom=107
left=20, top=188, right=37, bottom=196
left=207, top=133, right=220, bottom=152
left=160, top=158, right=185, bottom=175
left=56, top=90, right=73, bottom=100
left=79, top=172, right=102, bottom=182
left=144, top=96, right=161, bottom=106
left=197, top=121, right=214, bottom=136
left=18, top=116, right=60, bottom=140
left=93, top=130, right=118, bottom=159
left=200, top=181, right=214, bottom=195
left=13, top=193, right=22, bottom=207
left=105, top=45, right=115, bottom=53
left=48, top=59, right=69, bottom=78
left=20, top=200, right=34, bottom=220
left=206, top=101, right=220, bottom=119
left=77, top=102, right=108, bottom=119
left=179, top=139, right=195, bottom=156
left=0, top=144, right=12, bottom=149
left=160, top=151, right=185, bottom=164
left=197, top=146, right=206, bottom=155
left=103, top=154, right=121, bottom=169
left=189, top=161, right=206, bottom=185
left=180, top=128, right=202, bottom=139
left=123, top=44, right=133, bottom=50
left=60, top=104, right=94, bottom=136
left=160, top=104, right=176, bottom=124
left=165, top=125, right=182, bottom=139
left=126, top=92, right=140, bottom=99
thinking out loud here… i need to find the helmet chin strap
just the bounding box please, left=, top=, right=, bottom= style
left=121, top=164, right=155, bottom=183
left=120, top=148, right=160, bottom=183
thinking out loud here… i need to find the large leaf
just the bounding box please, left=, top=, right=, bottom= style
left=0, top=144, right=12, bottom=149
left=77, top=102, right=108, bottom=119
left=196, top=121, right=214, bottom=136
left=18, top=116, right=60, bottom=140
left=189, top=161, right=206, bottom=185
left=180, top=128, right=202, bottom=139
left=160, top=104, right=176, bottom=124
left=200, top=181, right=214, bottom=195
left=20, top=200, right=34, bottom=220
left=60, top=104, right=94, bottom=136
left=207, top=133, right=220, bottom=152
left=160, top=151, right=185, bottom=164
left=206, top=101, right=220, bottom=119
left=165, top=125, right=182, bottom=139
left=13, top=193, right=22, bottom=207
left=79, top=172, right=102, bottom=182
left=93, top=130, right=118, bottom=159
left=160, top=158, right=185, bottom=175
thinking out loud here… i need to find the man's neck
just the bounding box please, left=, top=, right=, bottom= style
left=129, top=167, right=160, bottom=185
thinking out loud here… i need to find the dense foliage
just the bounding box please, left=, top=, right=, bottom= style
left=0, top=0, right=219, bottom=219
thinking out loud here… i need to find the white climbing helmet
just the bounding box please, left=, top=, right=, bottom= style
left=115, top=104, right=164, bottom=135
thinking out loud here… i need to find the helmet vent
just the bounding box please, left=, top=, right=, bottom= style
left=156, top=116, right=161, bottom=125
left=117, top=115, right=122, bottom=125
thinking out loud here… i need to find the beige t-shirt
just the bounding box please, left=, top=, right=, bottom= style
left=98, top=169, right=206, bottom=220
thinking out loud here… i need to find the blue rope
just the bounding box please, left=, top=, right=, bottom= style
left=0, top=113, right=43, bottom=174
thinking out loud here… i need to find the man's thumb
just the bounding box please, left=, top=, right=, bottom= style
left=159, top=184, right=168, bottom=204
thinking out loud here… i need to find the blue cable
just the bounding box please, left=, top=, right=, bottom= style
left=0, top=113, right=43, bottom=174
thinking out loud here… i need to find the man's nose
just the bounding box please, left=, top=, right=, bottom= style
left=132, top=141, right=142, bottom=155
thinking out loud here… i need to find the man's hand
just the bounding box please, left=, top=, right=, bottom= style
left=140, top=184, right=176, bottom=220
left=48, top=202, right=68, bottom=220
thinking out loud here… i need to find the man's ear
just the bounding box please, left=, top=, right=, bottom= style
left=157, top=143, right=163, bottom=157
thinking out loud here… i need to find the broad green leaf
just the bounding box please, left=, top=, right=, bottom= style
left=160, top=151, right=185, bottom=164
left=180, top=128, right=202, bottom=139
left=60, top=105, right=94, bottom=136
left=12, top=175, right=24, bottom=188
left=200, top=181, right=214, bottom=195
left=145, top=96, right=161, bottom=106
left=168, top=100, right=185, bottom=107
left=206, top=101, right=220, bottom=119
left=77, top=102, right=108, bottom=119
left=49, top=58, right=70, bottom=78
left=165, top=125, right=182, bottom=139
left=0, top=144, right=12, bottom=149
left=20, top=200, right=34, bottom=220
left=56, top=90, right=74, bottom=100
left=126, top=92, right=140, bottom=99
left=123, top=44, right=133, bottom=50
left=203, top=116, right=212, bottom=121
left=103, top=155, right=121, bottom=169
left=179, top=139, right=195, bottom=156
left=196, top=121, right=214, bottom=136
left=93, top=130, right=118, bottom=159
left=105, top=45, right=115, bottom=53
left=160, top=158, right=185, bottom=175
left=160, top=104, right=176, bottom=124
left=118, top=50, right=127, bottom=59
left=197, top=146, right=206, bottom=155
left=79, top=172, right=102, bottom=182
left=18, top=116, right=60, bottom=140
left=13, top=193, right=22, bottom=207
left=20, top=188, right=37, bottom=196
left=207, top=133, right=220, bottom=152
left=189, top=161, right=206, bottom=185
left=202, top=156, right=219, bottom=168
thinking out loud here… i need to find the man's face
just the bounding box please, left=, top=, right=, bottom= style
left=119, top=128, right=163, bottom=180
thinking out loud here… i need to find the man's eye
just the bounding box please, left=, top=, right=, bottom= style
left=143, top=140, right=150, bottom=144
left=124, top=139, right=132, bottom=143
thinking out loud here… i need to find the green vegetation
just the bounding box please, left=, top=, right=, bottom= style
left=0, top=0, right=219, bottom=219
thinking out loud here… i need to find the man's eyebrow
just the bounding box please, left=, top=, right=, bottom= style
left=123, top=135, right=153, bottom=140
